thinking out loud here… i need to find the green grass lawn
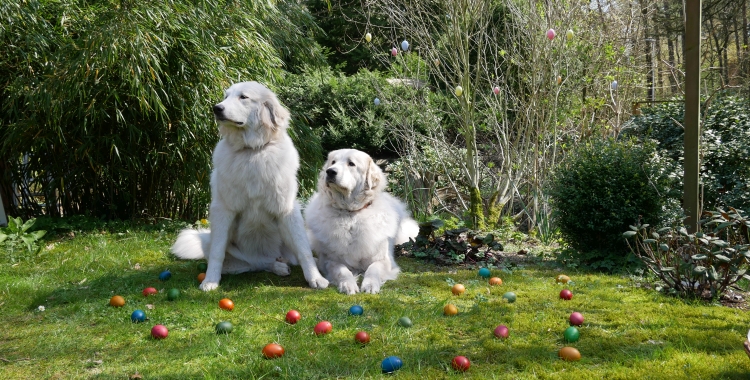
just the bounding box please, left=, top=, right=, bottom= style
left=2, top=225, right=750, bottom=379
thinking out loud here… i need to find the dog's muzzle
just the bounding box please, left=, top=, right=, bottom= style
left=213, top=104, right=226, bottom=120
left=325, top=168, right=337, bottom=183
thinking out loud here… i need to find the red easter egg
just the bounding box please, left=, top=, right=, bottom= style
left=560, top=289, right=573, bottom=300
left=262, top=343, right=285, bottom=359
left=451, top=356, right=471, bottom=372
left=142, top=287, right=158, bottom=297
left=494, top=325, right=509, bottom=339
left=151, top=324, right=168, bottom=339
left=354, top=331, right=370, bottom=344
left=286, top=310, right=301, bottom=324
left=314, top=321, right=332, bottom=335
left=219, top=298, right=234, bottom=311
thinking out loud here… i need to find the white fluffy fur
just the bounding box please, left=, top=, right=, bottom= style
left=304, top=149, right=419, bottom=295
left=171, top=81, right=328, bottom=291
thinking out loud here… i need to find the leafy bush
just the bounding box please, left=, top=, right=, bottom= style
left=623, top=94, right=750, bottom=211
left=0, top=216, right=46, bottom=261
left=624, top=208, right=750, bottom=299
left=278, top=68, right=392, bottom=156
left=548, top=138, right=681, bottom=271
left=0, top=0, right=325, bottom=220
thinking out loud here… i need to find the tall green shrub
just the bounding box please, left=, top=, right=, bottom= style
left=548, top=138, right=680, bottom=271
left=277, top=68, right=434, bottom=158
left=1, top=0, right=325, bottom=220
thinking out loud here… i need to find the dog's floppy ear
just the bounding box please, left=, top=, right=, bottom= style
left=364, top=158, right=385, bottom=191
left=260, top=95, right=290, bottom=130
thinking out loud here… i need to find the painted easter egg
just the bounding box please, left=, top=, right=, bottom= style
left=381, top=356, right=403, bottom=373
left=558, top=346, right=581, bottom=361
left=262, top=343, right=285, bottom=359
left=451, top=284, right=465, bottom=295
left=444, top=304, right=458, bottom=316
left=109, top=295, right=125, bottom=307
left=286, top=310, right=301, bottom=324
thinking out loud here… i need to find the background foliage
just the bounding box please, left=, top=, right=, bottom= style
left=548, top=138, right=681, bottom=271
left=0, top=0, right=325, bottom=220
left=623, top=94, right=750, bottom=212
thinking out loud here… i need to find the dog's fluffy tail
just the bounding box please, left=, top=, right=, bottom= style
left=171, top=228, right=211, bottom=260
left=395, top=218, right=420, bottom=245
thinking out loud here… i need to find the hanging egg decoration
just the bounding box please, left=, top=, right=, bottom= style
left=493, top=86, right=500, bottom=95
left=566, top=29, right=575, bottom=40
left=374, top=98, right=381, bottom=106
left=434, top=58, right=440, bottom=66
left=365, top=33, right=372, bottom=43
left=401, top=40, right=409, bottom=51
left=391, top=47, right=398, bottom=56
left=611, top=80, right=618, bottom=91
left=546, top=29, right=556, bottom=40
left=454, top=85, right=463, bottom=97
left=557, top=76, right=562, bottom=85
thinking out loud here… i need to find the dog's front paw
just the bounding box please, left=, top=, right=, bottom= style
left=360, top=279, right=381, bottom=294
left=338, top=280, right=359, bottom=295
left=307, top=276, right=329, bottom=289
left=272, top=261, right=291, bottom=276
left=199, top=281, right=220, bottom=291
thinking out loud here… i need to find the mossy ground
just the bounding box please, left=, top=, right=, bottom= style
left=1, top=226, right=749, bottom=379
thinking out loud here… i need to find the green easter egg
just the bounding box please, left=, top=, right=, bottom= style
left=564, top=326, right=580, bottom=342
left=216, top=321, right=233, bottom=334
left=167, top=288, right=180, bottom=301
left=398, top=317, right=412, bottom=327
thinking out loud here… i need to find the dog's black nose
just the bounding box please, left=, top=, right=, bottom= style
left=213, top=104, right=224, bottom=115
left=326, top=168, right=337, bottom=178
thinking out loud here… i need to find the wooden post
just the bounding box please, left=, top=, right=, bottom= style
left=684, top=0, right=701, bottom=233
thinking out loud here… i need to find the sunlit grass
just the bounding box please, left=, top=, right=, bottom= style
left=1, top=226, right=749, bottom=379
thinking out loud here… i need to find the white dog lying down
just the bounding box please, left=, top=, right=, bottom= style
left=304, top=149, right=420, bottom=294
left=171, top=81, right=329, bottom=291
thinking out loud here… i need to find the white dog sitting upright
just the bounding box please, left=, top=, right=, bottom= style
left=304, top=149, right=419, bottom=294
left=171, top=81, right=328, bottom=291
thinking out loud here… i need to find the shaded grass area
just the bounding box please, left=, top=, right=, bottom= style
left=1, top=227, right=749, bottom=379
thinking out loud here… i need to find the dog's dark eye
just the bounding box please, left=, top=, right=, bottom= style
left=331, top=160, right=336, bottom=165
left=348, top=161, right=355, bottom=167
left=239, top=95, right=249, bottom=100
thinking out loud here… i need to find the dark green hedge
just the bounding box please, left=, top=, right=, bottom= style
left=548, top=138, right=680, bottom=271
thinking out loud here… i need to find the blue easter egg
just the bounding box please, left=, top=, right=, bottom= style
left=401, top=40, right=409, bottom=51
left=131, top=309, right=146, bottom=323
left=611, top=80, right=618, bottom=91
left=349, top=305, right=364, bottom=316
left=374, top=97, right=381, bottom=106
left=478, top=267, right=491, bottom=278
left=159, top=270, right=172, bottom=281
left=381, top=356, right=403, bottom=373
